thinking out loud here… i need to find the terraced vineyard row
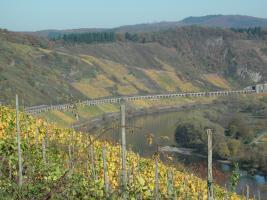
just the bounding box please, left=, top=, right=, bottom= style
left=0, top=106, right=247, bottom=199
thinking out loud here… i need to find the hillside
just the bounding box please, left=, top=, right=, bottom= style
left=181, top=15, right=267, bottom=28
left=0, top=106, right=244, bottom=199
left=113, top=15, right=267, bottom=33
left=1, top=26, right=267, bottom=107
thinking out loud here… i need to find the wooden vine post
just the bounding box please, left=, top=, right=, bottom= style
left=35, top=128, right=39, bottom=148
left=42, top=139, right=46, bottom=164
left=154, top=152, right=159, bottom=200
left=25, top=120, right=29, bottom=145
left=207, top=128, right=213, bottom=200
left=16, top=94, right=23, bottom=186
left=167, top=168, right=176, bottom=199
left=102, top=144, right=109, bottom=196
left=258, top=190, right=261, bottom=200
left=45, top=126, right=49, bottom=147
left=120, top=103, right=127, bottom=189
left=90, top=144, right=97, bottom=180
left=246, top=185, right=249, bottom=200
left=68, top=144, right=73, bottom=171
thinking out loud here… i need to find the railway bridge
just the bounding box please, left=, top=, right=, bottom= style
left=25, top=83, right=267, bottom=115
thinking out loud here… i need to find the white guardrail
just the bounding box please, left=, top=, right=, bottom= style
left=24, top=89, right=256, bottom=115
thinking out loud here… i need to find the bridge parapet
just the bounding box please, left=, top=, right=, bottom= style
left=24, top=88, right=258, bottom=115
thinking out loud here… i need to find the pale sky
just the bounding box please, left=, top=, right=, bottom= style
left=0, top=0, right=266, bottom=31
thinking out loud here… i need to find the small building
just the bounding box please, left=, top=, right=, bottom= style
left=244, top=83, right=267, bottom=93
left=255, top=83, right=267, bottom=93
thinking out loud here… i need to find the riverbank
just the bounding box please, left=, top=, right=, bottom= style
left=160, top=145, right=267, bottom=176
left=71, top=102, right=267, bottom=198
left=73, top=102, right=211, bottom=132
left=73, top=100, right=267, bottom=176
left=38, top=96, right=218, bottom=128
left=72, top=102, right=267, bottom=176
left=102, top=109, right=267, bottom=198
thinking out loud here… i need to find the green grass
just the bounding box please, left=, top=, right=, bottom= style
left=77, top=105, right=104, bottom=118
left=97, top=103, right=119, bottom=113
left=39, top=110, right=76, bottom=127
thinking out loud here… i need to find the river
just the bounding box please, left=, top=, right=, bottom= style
left=89, top=111, right=267, bottom=198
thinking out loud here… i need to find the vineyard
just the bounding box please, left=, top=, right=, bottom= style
left=0, top=105, right=247, bottom=199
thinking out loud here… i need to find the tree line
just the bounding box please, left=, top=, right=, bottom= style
left=230, top=27, right=266, bottom=39
left=49, top=32, right=143, bottom=44
left=174, top=96, right=267, bottom=173
left=49, top=27, right=267, bottom=45
left=50, top=32, right=116, bottom=43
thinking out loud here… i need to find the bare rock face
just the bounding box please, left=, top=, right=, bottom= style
left=248, top=71, right=262, bottom=83
left=206, top=37, right=223, bottom=47
left=236, top=67, right=247, bottom=79
left=236, top=66, right=262, bottom=83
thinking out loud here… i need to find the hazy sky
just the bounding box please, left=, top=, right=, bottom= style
left=0, top=0, right=266, bottom=31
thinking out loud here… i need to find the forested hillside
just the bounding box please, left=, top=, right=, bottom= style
left=1, top=26, right=267, bottom=106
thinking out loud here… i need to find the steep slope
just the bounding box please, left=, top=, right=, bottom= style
left=58, top=26, right=267, bottom=86
left=0, top=106, right=243, bottom=199
left=1, top=27, right=267, bottom=106
left=0, top=32, right=85, bottom=105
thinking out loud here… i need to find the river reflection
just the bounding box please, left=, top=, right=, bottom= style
left=94, top=111, right=267, bottom=198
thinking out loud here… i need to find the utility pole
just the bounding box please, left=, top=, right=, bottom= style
left=121, top=102, right=127, bottom=189
left=207, top=129, right=213, bottom=200
left=154, top=152, right=159, bottom=200
left=102, top=144, right=109, bottom=197
left=16, top=94, right=23, bottom=186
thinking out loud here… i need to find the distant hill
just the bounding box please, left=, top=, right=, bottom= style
left=114, top=15, right=267, bottom=32
left=23, top=15, right=267, bottom=37
left=181, top=14, right=267, bottom=28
